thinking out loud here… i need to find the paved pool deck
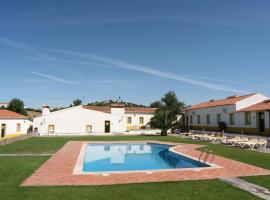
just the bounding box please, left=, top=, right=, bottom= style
left=21, top=141, right=270, bottom=186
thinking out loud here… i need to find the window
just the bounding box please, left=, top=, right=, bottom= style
left=217, top=114, right=221, bottom=124
left=197, top=115, right=200, bottom=124
left=229, top=113, right=235, bottom=125
left=127, top=117, right=132, bottom=124
left=16, top=123, right=21, bottom=132
left=48, top=125, right=55, bottom=134
left=86, top=125, right=92, bottom=133
left=245, top=112, right=251, bottom=125
left=206, top=114, right=210, bottom=125
left=190, top=115, right=193, bottom=124
left=139, top=117, right=144, bottom=125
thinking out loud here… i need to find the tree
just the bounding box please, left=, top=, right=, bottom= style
left=72, top=99, right=82, bottom=106
left=150, top=91, right=185, bottom=136
left=7, top=98, right=27, bottom=115
left=149, top=101, right=162, bottom=108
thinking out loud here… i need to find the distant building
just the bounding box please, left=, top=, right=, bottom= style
left=0, top=102, right=8, bottom=108
left=183, top=93, right=270, bottom=135
left=33, top=104, right=156, bottom=135
left=0, top=110, right=33, bottom=138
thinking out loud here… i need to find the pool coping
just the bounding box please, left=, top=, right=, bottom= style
left=21, top=140, right=270, bottom=186
left=73, top=141, right=221, bottom=175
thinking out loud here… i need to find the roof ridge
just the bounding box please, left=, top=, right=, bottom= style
left=186, top=93, right=256, bottom=111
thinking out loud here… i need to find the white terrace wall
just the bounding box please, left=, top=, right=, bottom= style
left=186, top=104, right=236, bottom=128
left=185, top=105, right=268, bottom=134
left=0, top=119, right=32, bottom=136
left=125, top=113, right=154, bottom=130
left=34, top=106, right=126, bottom=135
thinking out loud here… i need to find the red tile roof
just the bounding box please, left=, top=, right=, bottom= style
left=238, top=100, right=270, bottom=112
left=0, top=110, right=28, bottom=119
left=82, top=106, right=111, bottom=113
left=125, top=107, right=156, bottom=114
left=185, top=94, right=255, bottom=111
left=82, top=106, right=156, bottom=114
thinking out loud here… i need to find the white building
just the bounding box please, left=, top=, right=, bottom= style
left=0, top=110, right=33, bottom=138
left=0, top=102, right=8, bottom=108
left=33, top=104, right=156, bottom=135
left=184, top=93, right=270, bottom=135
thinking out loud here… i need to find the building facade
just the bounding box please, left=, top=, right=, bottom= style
left=184, top=93, right=270, bottom=135
left=33, top=104, right=156, bottom=135
left=0, top=110, right=33, bottom=138
left=0, top=102, right=8, bottom=108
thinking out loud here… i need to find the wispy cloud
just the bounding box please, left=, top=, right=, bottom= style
left=0, top=36, right=52, bottom=59
left=183, top=74, right=270, bottom=89
left=46, top=48, right=248, bottom=93
left=0, top=36, right=252, bottom=93
left=26, top=56, right=114, bottom=68
left=27, top=71, right=81, bottom=85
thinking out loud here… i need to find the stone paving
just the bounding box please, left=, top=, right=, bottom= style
left=21, top=141, right=270, bottom=186
left=220, top=177, right=270, bottom=200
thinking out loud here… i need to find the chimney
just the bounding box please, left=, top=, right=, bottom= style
left=110, top=103, right=125, bottom=116
left=42, top=104, right=51, bottom=116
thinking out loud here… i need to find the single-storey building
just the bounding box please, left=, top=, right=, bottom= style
left=33, top=104, right=156, bottom=135
left=0, top=110, right=33, bottom=138
left=183, top=93, right=270, bottom=135
left=0, top=102, right=8, bottom=108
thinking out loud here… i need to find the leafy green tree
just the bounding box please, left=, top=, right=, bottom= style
left=72, top=99, right=82, bottom=106
left=7, top=98, right=27, bottom=115
left=149, top=101, right=162, bottom=108
left=150, top=91, right=185, bottom=136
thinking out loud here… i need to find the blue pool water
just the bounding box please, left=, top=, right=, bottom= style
left=83, top=143, right=209, bottom=172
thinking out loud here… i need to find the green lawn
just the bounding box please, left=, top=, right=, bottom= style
left=0, top=135, right=269, bottom=199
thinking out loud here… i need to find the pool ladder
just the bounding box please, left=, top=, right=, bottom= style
left=198, top=149, right=215, bottom=164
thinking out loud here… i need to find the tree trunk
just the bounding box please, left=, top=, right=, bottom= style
left=161, top=130, right=167, bottom=136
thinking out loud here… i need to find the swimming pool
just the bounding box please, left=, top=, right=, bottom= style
left=83, top=143, right=209, bottom=173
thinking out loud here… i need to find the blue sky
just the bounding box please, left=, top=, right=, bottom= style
left=1, top=0, right=270, bottom=108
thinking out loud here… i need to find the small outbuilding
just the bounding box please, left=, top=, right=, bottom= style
left=0, top=110, right=33, bottom=139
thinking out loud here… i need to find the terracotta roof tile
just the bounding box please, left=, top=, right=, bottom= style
left=125, top=107, right=156, bottom=114
left=82, top=106, right=111, bottom=113
left=185, top=94, right=255, bottom=111
left=238, top=100, right=270, bottom=112
left=82, top=106, right=156, bottom=114
left=0, top=110, right=28, bottom=119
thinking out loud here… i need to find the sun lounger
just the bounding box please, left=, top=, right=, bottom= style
left=257, top=139, right=268, bottom=149
left=239, top=139, right=258, bottom=149
left=223, top=136, right=242, bottom=145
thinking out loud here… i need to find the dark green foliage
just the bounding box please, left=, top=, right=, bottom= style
left=150, top=91, right=185, bottom=135
left=149, top=101, right=162, bottom=108
left=72, top=99, right=82, bottom=106
left=87, top=99, right=146, bottom=107
left=7, top=98, right=27, bottom=115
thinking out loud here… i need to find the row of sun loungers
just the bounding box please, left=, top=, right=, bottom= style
left=182, top=131, right=268, bottom=150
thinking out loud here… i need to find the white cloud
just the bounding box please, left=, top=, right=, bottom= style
left=27, top=71, right=81, bottom=85
left=0, top=36, right=52, bottom=59
left=47, top=48, right=248, bottom=93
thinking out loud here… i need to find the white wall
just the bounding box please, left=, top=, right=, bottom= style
left=34, top=106, right=155, bottom=135
left=0, top=119, right=32, bottom=136
left=125, top=113, right=153, bottom=128
left=185, top=105, right=261, bottom=129
left=236, top=93, right=268, bottom=110
left=186, top=105, right=236, bottom=127
left=34, top=106, right=126, bottom=135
